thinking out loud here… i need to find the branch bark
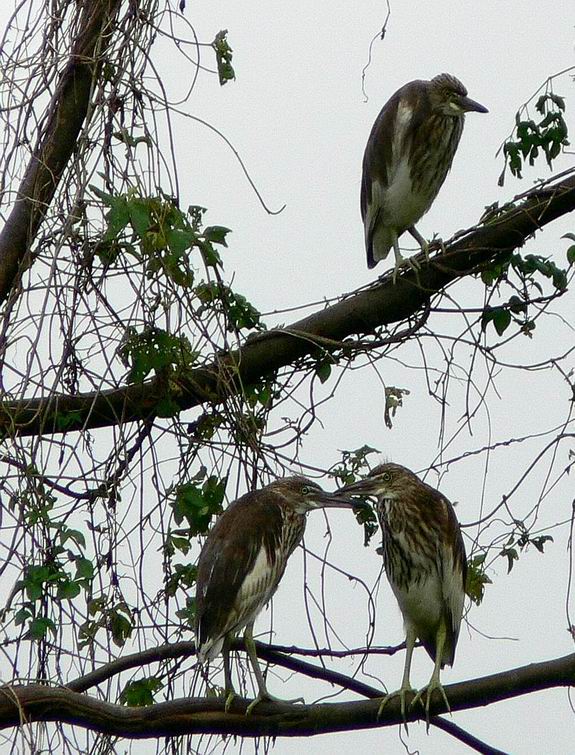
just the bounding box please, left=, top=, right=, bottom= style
left=0, top=652, right=573, bottom=738
left=0, top=0, right=122, bottom=302
left=1, top=172, right=575, bottom=437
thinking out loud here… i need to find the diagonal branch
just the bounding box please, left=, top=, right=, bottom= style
left=1, top=172, right=575, bottom=438
left=0, top=652, right=573, bottom=738
left=0, top=0, right=123, bottom=302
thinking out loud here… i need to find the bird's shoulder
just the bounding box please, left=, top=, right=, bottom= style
left=197, top=490, right=286, bottom=582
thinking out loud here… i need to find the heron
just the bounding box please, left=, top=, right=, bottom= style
left=194, top=476, right=359, bottom=712
left=361, top=73, right=488, bottom=278
left=340, top=463, right=467, bottom=722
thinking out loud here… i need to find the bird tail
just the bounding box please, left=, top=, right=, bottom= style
left=366, top=222, right=394, bottom=269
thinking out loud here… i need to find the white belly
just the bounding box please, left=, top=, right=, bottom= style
left=382, top=158, right=431, bottom=230
left=391, top=571, right=443, bottom=634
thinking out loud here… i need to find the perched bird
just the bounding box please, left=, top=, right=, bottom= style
left=361, top=73, right=487, bottom=277
left=195, top=476, right=358, bottom=712
left=340, top=463, right=467, bottom=721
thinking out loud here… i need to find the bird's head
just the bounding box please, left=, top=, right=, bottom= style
left=429, top=73, right=488, bottom=117
left=337, top=463, right=422, bottom=503
left=272, top=476, right=362, bottom=514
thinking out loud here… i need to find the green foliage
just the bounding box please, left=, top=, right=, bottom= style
left=499, top=524, right=553, bottom=574
left=195, top=281, right=263, bottom=332
left=90, top=188, right=231, bottom=284
left=466, top=554, right=492, bottom=605
left=120, top=677, right=164, bottom=707
left=170, top=474, right=227, bottom=535
left=10, top=484, right=94, bottom=640
left=384, top=386, right=410, bottom=429
left=176, top=596, right=196, bottom=629
left=502, top=93, right=569, bottom=180
left=119, top=326, right=198, bottom=384
left=79, top=598, right=134, bottom=649
left=212, top=30, right=235, bottom=85
left=562, top=233, right=575, bottom=265
left=244, top=379, right=280, bottom=409
left=481, top=252, right=569, bottom=337
left=315, top=357, right=333, bottom=384
left=329, top=446, right=380, bottom=546
left=165, top=563, right=198, bottom=597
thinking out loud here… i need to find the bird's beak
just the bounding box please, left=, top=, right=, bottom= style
left=337, top=478, right=382, bottom=498
left=460, top=95, right=488, bottom=114
left=315, top=491, right=371, bottom=510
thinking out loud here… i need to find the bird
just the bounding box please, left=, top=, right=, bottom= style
left=361, top=73, right=488, bottom=278
left=340, top=462, right=467, bottom=722
left=194, top=476, right=359, bottom=712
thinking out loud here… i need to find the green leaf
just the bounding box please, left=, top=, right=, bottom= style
left=493, top=308, right=512, bottom=336
left=466, top=555, right=492, bottom=605
left=316, top=361, right=332, bottom=384
left=120, top=677, right=164, bottom=707
left=58, top=580, right=81, bottom=600
left=203, top=226, right=231, bottom=246
left=109, top=608, right=133, bottom=647
left=500, top=546, right=519, bottom=573
left=75, top=557, right=95, bottom=581
left=170, top=477, right=227, bottom=535
left=27, top=617, right=57, bottom=641
left=567, top=246, right=575, bottom=265
left=212, top=30, right=235, bottom=86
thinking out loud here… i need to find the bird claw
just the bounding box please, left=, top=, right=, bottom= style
left=224, top=688, right=237, bottom=713
left=377, top=686, right=416, bottom=724
left=391, top=254, right=420, bottom=284
left=246, top=692, right=304, bottom=715
left=411, top=681, right=451, bottom=730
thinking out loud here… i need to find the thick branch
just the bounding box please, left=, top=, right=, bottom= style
left=2, top=173, right=575, bottom=437
left=0, top=652, right=573, bottom=738
left=0, top=0, right=122, bottom=302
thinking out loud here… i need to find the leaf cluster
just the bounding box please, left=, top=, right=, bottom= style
left=502, top=93, right=569, bottom=179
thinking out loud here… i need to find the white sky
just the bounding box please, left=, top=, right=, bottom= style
left=2, top=1, right=575, bottom=753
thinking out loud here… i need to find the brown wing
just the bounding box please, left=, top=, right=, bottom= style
left=436, top=492, right=467, bottom=667
left=360, top=81, right=432, bottom=267
left=194, top=489, right=299, bottom=657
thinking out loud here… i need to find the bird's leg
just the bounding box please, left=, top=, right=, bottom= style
left=411, top=623, right=450, bottom=730
left=243, top=623, right=304, bottom=715
left=391, top=235, right=420, bottom=283
left=222, top=636, right=237, bottom=712
left=408, top=226, right=430, bottom=261
left=377, top=626, right=417, bottom=724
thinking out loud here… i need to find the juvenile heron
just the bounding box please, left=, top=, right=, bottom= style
left=195, top=476, right=358, bottom=711
left=341, top=463, right=467, bottom=721
left=361, top=73, right=487, bottom=277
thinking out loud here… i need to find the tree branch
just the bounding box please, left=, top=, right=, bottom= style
left=0, top=0, right=122, bottom=302
left=0, top=652, right=573, bottom=738
left=1, top=172, right=574, bottom=438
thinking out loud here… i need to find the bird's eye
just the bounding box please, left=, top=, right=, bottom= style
left=382, top=472, right=392, bottom=482
left=301, top=485, right=311, bottom=495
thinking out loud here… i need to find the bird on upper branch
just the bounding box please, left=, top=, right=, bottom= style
left=340, top=462, right=467, bottom=722
left=361, top=73, right=487, bottom=279
left=195, top=476, right=358, bottom=713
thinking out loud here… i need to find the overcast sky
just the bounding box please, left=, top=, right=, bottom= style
left=175, top=2, right=575, bottom=753
left=2, top=1, right=575, bottom=753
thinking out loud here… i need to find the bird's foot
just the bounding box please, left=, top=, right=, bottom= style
left=391, top=255, right=420, bottom=283
left=246, top=691, right=304, bottom=715
left=376, top=686, right=416, bottom=723
left=411, top=680, right=450, bottom=730
left=224, top=688, right=237, bottom=713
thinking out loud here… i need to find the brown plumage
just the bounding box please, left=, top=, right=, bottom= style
left=195, top=476, right=357, bottom=710
left=361, top=73, right=487, bottom=275
left=340, top=462, right=467, bottom=719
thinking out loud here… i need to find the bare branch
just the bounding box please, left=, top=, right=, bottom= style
left=0, top=652, right=573, bottom=737
left=0, top=0, right=123, bottom=302
left=1, top=170, right=574, bottom=437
